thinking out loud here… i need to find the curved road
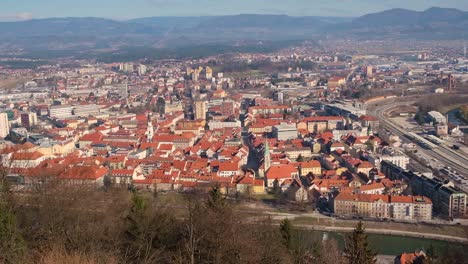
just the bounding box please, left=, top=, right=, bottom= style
left=369, top=97, right=468, bottom=177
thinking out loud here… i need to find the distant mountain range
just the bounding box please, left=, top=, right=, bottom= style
left=0, top=7, right=466, bottom=57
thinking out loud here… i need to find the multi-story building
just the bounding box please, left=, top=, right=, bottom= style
left=367, top=148, right=409, bottom=170
left=138, top=64, right=147, bottom=75
left=119, top=63, right=134, bottom=73
left=297, top=116, right=344, bottom=133
left=20, top=112, right=38, bottom=129
left=208, top=120, right=241, bottom=130
left=299, top=160, right=321, bottom=176
left=194, top=100, right=207, bottom=120
left=366, top=65, right=373, bottom=77
left=248, top=105, right=290, bottom=116
left=381, top=160, right=467, bottom=220
left=272, top=123, right=298, bottom=141
left=191, top=70, right=200, bottom=81
left=334, top=193, right=432, bottom=221
left=205, top=66, right=213, bottom=79
left=0, top=112, right=10, bottom=138
left=164, top=101, right=184, bottom=114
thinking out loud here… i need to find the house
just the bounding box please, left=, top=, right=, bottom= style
left=300, top=160, right=322, bottom=176
left=334, top=193, right=432, bottom=221
left=286, top=178, right=309, bottom=202
left=217, top=161, right=240, bottom=177
left=59, top=165, right=108, bottom=186
left=9, top=151, right=47, bottom=169
left=108, top=169, right=136, bottom=186
left=395, top=251, right=426, bottom=264
left=107, top=155, right=127, bottom=169
left=79, top=132, right=104, bottom=148
left=356, top=161, right=374, bottom=175
left=359, top=182, right=386, bottom=194
left=265, top=164, right=298, bottom=188
left=311, top=179, right=349, bottom=194
left=235, top=174, right=265, bottom=194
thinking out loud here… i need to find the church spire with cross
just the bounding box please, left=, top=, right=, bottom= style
left=264, top=138, right=271, bottom=172
left=146, top=112, right=154, bottom=142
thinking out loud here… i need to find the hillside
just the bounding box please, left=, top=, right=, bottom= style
left=0, top=7, right=466, bottom=56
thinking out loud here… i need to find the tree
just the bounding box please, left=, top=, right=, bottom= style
left=424, top=244, right=437, bottom=264
left=296, top=154, right=305, bottom=162
left=0, top=201, right=26, bottom=264
left=279, top=219, right=293, bottom=251
left=272, top=180, right=282, bottom=196
left=123, top=192, right=181, bottom=263
left=0, top=168, right=26, bottom=263
left=206, top=185, right=226, bottom=211
left=317, top=239, right=346, bottom=264
left=344, top=221, right=376, bottom=264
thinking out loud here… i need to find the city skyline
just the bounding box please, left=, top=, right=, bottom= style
left=1, top=0, right=468, bottom=21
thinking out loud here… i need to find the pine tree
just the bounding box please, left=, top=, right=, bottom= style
left=344, top=221, right=376, bottom=264
left=206, top=185, right=226, bottom=211
left=279, top=218, right=293, bottom=251
left=296, top=154, right=304, bottom=162
left=424, top=244, right=437, bottom=264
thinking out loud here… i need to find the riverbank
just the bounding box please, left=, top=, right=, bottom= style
left=293, top=224, right=468, bottom=243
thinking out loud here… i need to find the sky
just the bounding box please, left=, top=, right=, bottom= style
left=0, top=0, right=467, bottom=21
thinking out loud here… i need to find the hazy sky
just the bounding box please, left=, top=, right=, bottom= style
left=0, top=0, right=467, bottom=21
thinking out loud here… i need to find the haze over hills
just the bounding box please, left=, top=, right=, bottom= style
left=0, top=7, right=466, bottom=57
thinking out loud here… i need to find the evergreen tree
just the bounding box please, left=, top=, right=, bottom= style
left=279, top=218, right=293, bottom=251
left=272, top=179, right=282, bottom=196
left=424, top=244, right=437, bottom=264
left=206, top=185, right=226, bottom=211
left=344, top=221, right=376, bottom=264
left=296, top=154, right=304, bottom=162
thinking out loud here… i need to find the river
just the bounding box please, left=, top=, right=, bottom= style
left=303, top=230, right=467, bottom=256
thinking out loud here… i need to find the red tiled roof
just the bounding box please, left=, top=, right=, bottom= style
left=359, top=115, right=378, bottom=121
left=218, top=161, right=239, bottom=172
left=266, top=164, right=297, bottom=180
left=11, top=151, right=44, bottom=161
left=303, top=116, right=343, bottom=122
left=301, top=160, right=321, bottom=168
left=80, top=132, right=104, bottom=142
left=59, top=166, right=108, bottom=180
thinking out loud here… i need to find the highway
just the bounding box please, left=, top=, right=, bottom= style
left=368, top=97, right=468, bottom=178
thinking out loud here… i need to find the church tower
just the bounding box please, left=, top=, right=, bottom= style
left=264, top=138, right=271, bottom=172
left=146, top=113, right=154, bottom=142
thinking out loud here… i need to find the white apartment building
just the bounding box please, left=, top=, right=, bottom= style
left=273, top=123, right=298, bottom=141
left=0, top=113, right=10, bottom=138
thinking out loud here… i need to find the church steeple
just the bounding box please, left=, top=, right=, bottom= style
left=146, top=112, right=154, bottom=142
left=264, top=138, right=271, bottom=172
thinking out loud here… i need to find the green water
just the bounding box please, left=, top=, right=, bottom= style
left=303, top=231, right=468, bottom=256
